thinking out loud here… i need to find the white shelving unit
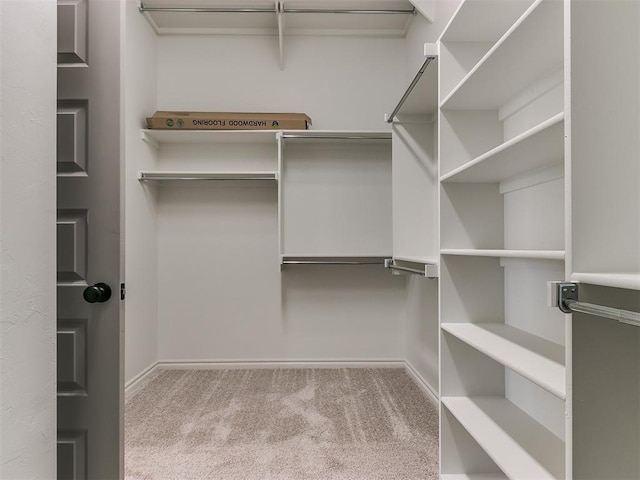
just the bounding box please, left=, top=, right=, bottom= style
left=438, top=0, right=568, bottom=477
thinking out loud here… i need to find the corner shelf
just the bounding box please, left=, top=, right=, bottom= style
left=441, top=322, right=565, bottom=399
left=440, top=0, right=563, bottom=110
left=441, top=249, right=565, bottom=261
left=442, top=396, right=565, bottom=480
left=138, top=171, right=278, bottom=182
left=440, top=113, right=564, bottom=182
left=571, top=272, right=640, bottom=292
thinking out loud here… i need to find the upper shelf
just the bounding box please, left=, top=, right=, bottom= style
left=139, top=0, right=417, bottom=36
left=440, top=0, right=563, bottom=110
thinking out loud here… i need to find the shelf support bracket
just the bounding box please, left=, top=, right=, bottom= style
left=385, top=44, right=437, bottom=123
left=277, top=1, right=285, bottom=70
left=553, top=282, right=640, bottom=327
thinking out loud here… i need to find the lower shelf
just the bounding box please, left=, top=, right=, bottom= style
left=442, top=396, right=565, bottom=480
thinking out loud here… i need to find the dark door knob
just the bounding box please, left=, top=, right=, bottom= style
left=83, top=282, right=112, bottom=303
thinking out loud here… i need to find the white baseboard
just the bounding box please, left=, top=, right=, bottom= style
left=157, top=359, right=406, bottom=370
left=125, top=359, right=438, bottom=407
left=125, top=361, right=160, bottom=402
left=404, top=361, right=439, bottom=406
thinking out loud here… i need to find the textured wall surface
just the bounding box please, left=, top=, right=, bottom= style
left=0, top=1, right=57, bottom=478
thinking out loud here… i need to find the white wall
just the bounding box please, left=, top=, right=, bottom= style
left=157, top=35, right=405, bottom=130
left=124, top=0, right=159, bottom=384
left=0, top=0, right=57, bottom=477
left=152, top=34, right=408, bottom=363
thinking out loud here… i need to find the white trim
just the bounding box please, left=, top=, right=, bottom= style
left=404, top=361, right=439, bottom=406
left=124, top=361, right=160, bottom=401
left=156, top=359, right=406, bottom=370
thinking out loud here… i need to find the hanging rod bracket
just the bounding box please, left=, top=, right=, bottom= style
left=551, top=281, right=640, bottom=327
left=556, top=282, right=578, bottom=313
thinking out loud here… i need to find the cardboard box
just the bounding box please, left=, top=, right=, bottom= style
left=146, top=111, right=312, bottom=130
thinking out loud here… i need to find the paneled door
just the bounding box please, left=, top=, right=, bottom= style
left=57, top=0, right=123, bottom=478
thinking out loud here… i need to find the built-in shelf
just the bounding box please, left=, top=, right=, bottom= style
left=440, top=114, right=564, bottom=182
left=571, top=272, right=640, bottom=292
left=138, top=171, right=278, bottom=182
left=442, top=396, right=565, bottom=480
left=139, top=0, right=417, bottom=36
left=441, top=249, right=565, bottom=261
left=141, top=129, right=278, bottom=148
left=280, top=255, right=389, bottom=266
left=441, top=323, right=565, bottom=399
left=440, top=0, right=563, bottom=110
left=439, top=0, right=534, bottom=42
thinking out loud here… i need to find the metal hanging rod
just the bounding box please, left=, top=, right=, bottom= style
left=283, top=8, right=416, bottom=14
left=139, top=5, right=276, bottom=13
left=385, top=54, right=436, bottom=123
left=283, top=260, right=383, bottom=265
left=281, top=134, right=390, bottom=140
left=555, top=282, right=640, bottom=327
left=138, top=172, right=277, bottom=181
left=139, top=4, right=415, bottom=15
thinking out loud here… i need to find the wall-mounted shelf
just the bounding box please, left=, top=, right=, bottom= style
left=440, top=0, right=563, bottom=110
left=442, top=323, right=566, bottom=399
left=441, top=249, right=565, bottom=261
left=442, top=396, right=565, bottom=480
left=139, top=0, right=417, bottom=69
left=138, top=171, right=278, bottom=182
left=141, top=129, right=278, bottom=148
left=440, top=113, right=564, bottom=182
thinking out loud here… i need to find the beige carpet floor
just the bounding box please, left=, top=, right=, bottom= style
left=125, top=368, right=439, bottom=479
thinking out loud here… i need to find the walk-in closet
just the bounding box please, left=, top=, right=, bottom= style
left=52, top=0, right=640, bottom=477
